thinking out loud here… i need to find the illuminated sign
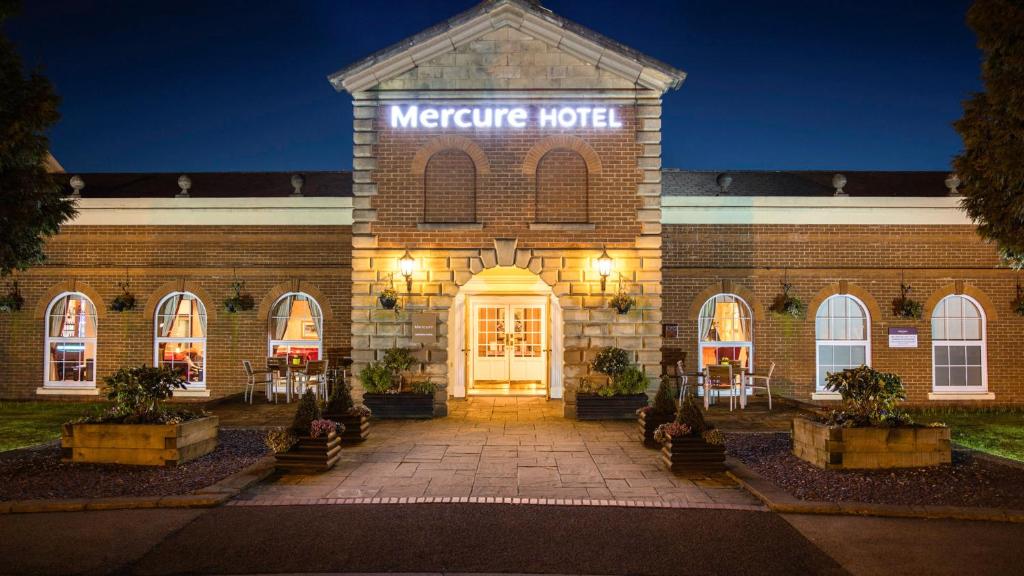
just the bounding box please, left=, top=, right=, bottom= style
left=389, top=105, right=623, bottom=129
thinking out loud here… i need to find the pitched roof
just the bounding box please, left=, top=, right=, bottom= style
left=327, top=0, right=686, bottom=93
left=55, top=172, right=351, bottom=198
left=662, top=170, right=952, bottom=197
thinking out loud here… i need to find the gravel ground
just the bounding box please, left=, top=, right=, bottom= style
left=726, top=432, right=1024, bottom=509
left=0, top=429, right=269, bottom=501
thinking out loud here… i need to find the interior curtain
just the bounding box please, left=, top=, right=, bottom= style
left=273, top=295, right=294, bottom=340
left=159, top=294, right=182, bottom=337
left=194, top=296, right=207, bottom=337
left=49, top=296, right=68, bottom=336
left=307, top=295, right=322, bottom=339
left=714, top=301, right=748, bottom=342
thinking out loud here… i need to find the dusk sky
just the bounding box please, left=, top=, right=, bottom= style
left=5, top=0, right=981, bottom=173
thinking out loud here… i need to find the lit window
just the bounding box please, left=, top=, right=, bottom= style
left=698, top=294, right=753, bottom=372
left=268, top=292, right=323, bottom=365
left=45, top=292, right=97, bottom=387
left=815, top=295, right=870, bottom=390
left=154, top=292, right=207, bottom=388
left=932, top=295, right=987, bottom=391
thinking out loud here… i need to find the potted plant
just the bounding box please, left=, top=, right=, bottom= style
left=0, top=282, right=24, bottom=313
left=378, top=286, right=401, bottom=311
left=360, top=347, right=434, bottom=418
left=273, top=390, right=343, bottom=472
left=892, top=283, right=923, bottom=319
left=61, top=366, right=218, bottom=466
left=576, top=347, right=649, bottom=420
left=792, top=366, right=951, bottom=469
left=322, top=370, right=371, bottom=443
left=637, top=376, right=677, bottom=447
left=655, top=392, right=726, bottom=474
left=770, top=281, right=806, bottom=319
left=224, top=280, right=255, bottom=313
left=609, top=274, right=636, bottom=314
left=110, top=280, right=136, bottom=312
left=1012, top=284, right=1024, bottom=317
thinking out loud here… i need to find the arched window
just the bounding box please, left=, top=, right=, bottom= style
left=424, top=149, right=475, bottom=223
left=154, top=292, right=207, bottom=388
left=698, top=294, right=753, bottom=371
left=815, top=295, right=870, bottom=390
left=932, top=295, right=987, bottom=391
left=269, top=292, right=323, bottom=362
left=45, top=292, right=97, bottom=388
left=536, top=149, right=588, bottom=223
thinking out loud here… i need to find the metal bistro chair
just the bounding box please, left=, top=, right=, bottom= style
left=704, top=363, right=738, bottom=411
left=747, top=361, right=776, bottom=410
left=676, top=359, right=693, bottom=400
left=242, top=360, right=274, bottom=404
left=294, top=359, right=329, bottom=401
left=266, top=357, right=289, bottom=403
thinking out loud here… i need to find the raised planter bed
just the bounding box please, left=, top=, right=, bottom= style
left=638, top=411, right=675, bottom=448
left=661, top=435, right=726, bottom=474
left=791, top=418, right=951, bottom=470
left=576, top=393, right=648, bottom=420
left=60, top=416, right=219, bottom=467
left=323, top=412, right=370, bottom=442
left=363, top=393, right=434, bottom=419
left=274, top=431, right=341, bottom=472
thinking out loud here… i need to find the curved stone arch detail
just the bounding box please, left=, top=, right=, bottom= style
left=521, top=135, right=603, bottom=176
left=33, top=280, right=107, bottom=320
left=410, top=135, right=491, bottom=176
left=687, top=280, right=766, bottom=322
left=924, top=282, right=999, bottom=322
left=256, top=280, right=334, bottom=323
left=141, top=280, right=219, bottom=324
left=807, top=282, right=883, bottom=324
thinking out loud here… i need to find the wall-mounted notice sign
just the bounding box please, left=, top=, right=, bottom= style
left=411, top=312, right=438, bottom=344
left=389, top=105, right=623, bottom=130
left=888, top=327, right=918, bottom=348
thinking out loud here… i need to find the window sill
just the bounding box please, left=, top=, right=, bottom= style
left=810, top=392, right=841, bottom=401
left=36, top=387, right=100, bottom=396
left=173, top=388, right=211, bottom=398
left=416, top=222, right=483, bottom=231
left=528, top=222, right=596, bottom=231
left=927, top=392, right=995, bottom=401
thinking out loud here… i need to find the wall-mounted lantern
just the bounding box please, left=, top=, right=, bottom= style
left=597, top=247, right=613, bottom=292
left=399, top=249, right=416, bottom=292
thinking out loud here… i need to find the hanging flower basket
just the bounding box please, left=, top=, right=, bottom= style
left=1013, top=285, right=1024, bottom=317
left=0, top=282, right=24, bottom=313
left=224, top=281, right=255, bottom=313
left=378, top=286, right=400, bottom=310
left=609, top=291, right=635, bottom=314
left=892, top=283, right=923, bottom=319
left=770, top=282, right=806, bottom=319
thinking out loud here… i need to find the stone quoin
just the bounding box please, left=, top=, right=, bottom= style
left=1, top=0, right=1020, bottom=412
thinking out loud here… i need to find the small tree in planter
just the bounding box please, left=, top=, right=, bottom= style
left=274, top=390, right=343, bottom=472
left=61, top=366, right=218, bottom=466
left=637, top=376, right=677, bottom=447
left=322, top=371, right=371, bottom=443
left=792, top=366, right=951, bottom=469
left=654, top=393, right=726, bottom=474
left=361, top=347, right=434, bottom=418
left=577, top=347, right=649, bottom=420
left=892, top=283, right=923, bottom=319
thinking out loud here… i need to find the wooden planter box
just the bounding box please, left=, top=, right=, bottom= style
left=275, top=431, right=341, bottom=472
left=322, top=411, right=370, bottom=443
left=363, top=393, right=434, bottom=419
left=60, top=416, right=219, bottom=466
left=791, top=418, right=952, bottom=470
left=576, top=393, right=648, bottom=420
left=638, top=411, right=675, bottom=448
left=661, top=435, right=726, bottom=474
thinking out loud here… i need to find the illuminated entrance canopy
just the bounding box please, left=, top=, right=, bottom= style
left=389, top=105, right=622, bottom=129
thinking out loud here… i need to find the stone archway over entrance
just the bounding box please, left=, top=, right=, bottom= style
left=448, top=266, right=563, bottom=399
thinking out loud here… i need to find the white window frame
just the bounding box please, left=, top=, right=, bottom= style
left=153, top=291, right=208, bottom=389
left=267, top=292, right=324, bottom=361
left=931, top=294, right=988, bottom=394
left=814, top=294, right=871, bottom=392
left=43, top=291, right=98, bottom=389
left=697, top=293, right=754, bottom=373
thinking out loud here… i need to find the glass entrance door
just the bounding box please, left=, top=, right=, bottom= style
left=470, top=298, right=546, bottom=395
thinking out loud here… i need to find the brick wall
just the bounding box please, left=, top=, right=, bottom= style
left=661, top=223, right=1023, bottom=404
left=424, top=150, right=476, bottom=223
left=0, top=225, right=352, bottom=400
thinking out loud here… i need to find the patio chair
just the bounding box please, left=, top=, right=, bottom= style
left=747, top=361, right=775, bottom=410
left=242, top=360, right=274, bottom=404
left=675, top=359, right=693, bottom=400
left=704, top=364, right=737, bottom=411
left=295, top=360, right=329, bottom=401
left=266, top=357, right=289, bottom=403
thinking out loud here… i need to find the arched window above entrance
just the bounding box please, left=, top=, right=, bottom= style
left=424, top=149, right=476, bottom=223
left=535, top=149, right=588, bottom=223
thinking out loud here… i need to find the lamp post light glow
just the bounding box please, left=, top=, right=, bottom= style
left=597, top=248, right=613, bottom=293
left=399, top=250, right=416, bottom=292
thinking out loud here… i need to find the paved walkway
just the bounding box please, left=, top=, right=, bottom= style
left=236, top=397, right=765, bottom=506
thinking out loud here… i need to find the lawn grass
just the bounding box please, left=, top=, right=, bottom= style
left=912, top=408, right=1024, bottom=462
left=0, top=401, right=107, bottom=452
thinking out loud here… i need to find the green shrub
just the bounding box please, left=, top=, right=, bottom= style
left=675, top=393, right=707, bottom=434
left=360, top=362, right=395, bottom=393
left=325, top=371, right=355, bottom=414
left=651, top=376, right=677, bottom=415
left=613, top=366, right=647, bottom=395
left=291, top=390, right=321, bottom=433
left=824, top=365, right=912, bottom=427
left=88, top=365, right=196, bottom=424
left=382, top=347, right=416, bottom=373
left=592, top=346, right=630, bottom=376
left=409, top=378, right=436, bottom=395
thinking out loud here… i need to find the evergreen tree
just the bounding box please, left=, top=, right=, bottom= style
left=954, top=0, right=1024, bottom=267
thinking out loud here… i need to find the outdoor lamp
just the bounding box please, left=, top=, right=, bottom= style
left=597, top=248, right=613, bottom=292
left=399, top=249, right=415, bottom=292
